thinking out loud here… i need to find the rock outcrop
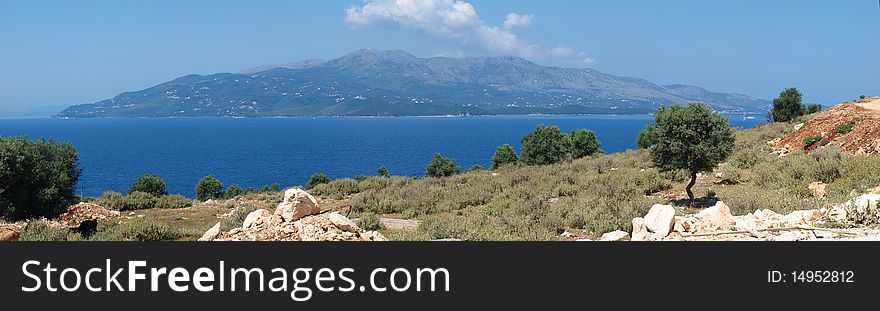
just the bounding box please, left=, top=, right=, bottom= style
left=201, top=189, right=387, bottom=242
left=617, top=197, right=880, bottom=241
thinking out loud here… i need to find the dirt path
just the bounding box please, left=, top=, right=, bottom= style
left=855, top=98, right=880, bottom=113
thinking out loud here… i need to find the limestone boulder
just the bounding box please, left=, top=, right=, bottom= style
left=695, top=201, right=736, bottom=230
left=328, top=212, right=360, bottom=233
left=242, top=209, right=272, bottom=229
left=643, top=204, right=676, bottom=237
left=600, top=230, right=630, bottom=241
left=198, top=222, right=221, bottom=241
left=274, top=188, right=320, bottom=223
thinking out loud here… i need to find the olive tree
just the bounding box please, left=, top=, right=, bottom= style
left=519, top=124, right=568, bottom=165
left=306, top=173, right=331, bottom=190
left=568, top=129, right=600, bottom=158
left=769, top=87, right=804, bottom=122
left=128, top=174, right=166, bottom=196
left=195, top=175, right=224, bottom=201
left=649, top=103, right=734, bottom=202
left=0, top=137, right=81, bottom=220
left=490, top=144, right=518, bottom=169
left=425, top=153, right=460, bottom=178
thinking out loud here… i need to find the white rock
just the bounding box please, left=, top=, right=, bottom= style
left=643, top=204, right=676, bottom=237
left=559, top=230, right=574, bottom=238
left=274, top=188, right=320, bottom=223
left=632, top=217, right=647, bottom=234
left=198, top=222, right=221, bottom=241
left=600, top=230, right=630, bottom=241
left=329, top=212, right=360, bottom=232
left=695, top=201, right=735, bottom=230
left=794, top=123, right=804, bottom=131
left=242, top=209, right=271, bottom=229
left=783, top=210, right=821, bottom=226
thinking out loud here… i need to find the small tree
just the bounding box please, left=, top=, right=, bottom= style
left=769, top=87, right=804, bottom=122
left=649, top=103, right=734, bottom=202
left=490, top=144, right=518, bottom=169
left=568, top=129, right=600, bottom=159
left=804, top=103, right=822, bottom=114
left=224, top=184, right=244, bottom=199
left=377, top=166, right=389, bottom=177
left=520, top=124, right=568, bottom=165
left=306, top=173, right=331, bottom=190
left=636, top=124, right=658, bottom=149
left=195, top=175, right=224, bottom=201
left=128, top=174, right=166, bottom=196
left=860, top=95, right=866, bottom=100
left=0, top=137, right=81, bottom=221
left=425, top=153, right=461, bottom=178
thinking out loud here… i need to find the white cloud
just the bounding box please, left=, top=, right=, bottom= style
left=345, top=0, right=594, bottom=66
left=502, top=13, right=533, bottom=30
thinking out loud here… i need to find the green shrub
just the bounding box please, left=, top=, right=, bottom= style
left=0, top=137, right=81, bottom=221
left=306, top=173, right=331, bottom=190
left=154, top=194, right=193, bottom=209
left=311, top=178, right=360, bottom=199
left=636, top=124, right=658, bottom=149
left=520, top=124, right=569, bottom=165
left=425, top=153, right=461, bottom=178
left=195, top=175, right=224, bottom=201
left=95, top=191, right=124, bottom=210
left=377, top=166, right=389, bottom=177
left=490, top=144, right=518, bottom=169
left=860, top=95, right=866, bottom=100
left=19, top=220, right=77, bottom=241
left=835, top=121, right=856, bottom=134
left=803, top=103, right=822, bottom=114
left=769, top=87, right=804, bottom=122
left=128, top=174, right=166, bottom=196
left=803, top=136, right=822, bottom=148
left=568, top=129, right=601, bottom=159
left=224, top=184, right=244, bottom=199
left=356, top=211, right=382, bottom=231
left=120, top=191, right=157, bottom=211
left=93, top=220, right=182, bottom=241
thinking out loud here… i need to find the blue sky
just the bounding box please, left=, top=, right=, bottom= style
left=0, top=0, right=877, bottom=111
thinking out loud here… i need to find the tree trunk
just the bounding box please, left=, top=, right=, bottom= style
left=686, top=171, right=697, bottom=203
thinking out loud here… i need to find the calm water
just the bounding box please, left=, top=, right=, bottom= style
left=0, top=115, right=762, bottom=197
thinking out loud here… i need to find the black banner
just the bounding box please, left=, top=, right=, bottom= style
left=0, top=242, right=876, bottom=308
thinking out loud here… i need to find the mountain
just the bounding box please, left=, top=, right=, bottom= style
left=55, top=49, right=769, bottom=118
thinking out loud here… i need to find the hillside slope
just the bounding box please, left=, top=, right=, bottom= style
left=773, top=97, right=880, bottom=156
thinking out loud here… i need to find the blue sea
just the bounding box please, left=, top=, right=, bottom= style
left=0, top=115, right=762, bottom=198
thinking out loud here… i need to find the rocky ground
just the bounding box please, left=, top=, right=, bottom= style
left=591, top=187, right=880, bottom=242
left=773, top=97, right=880, bottom=156
left=198, top=188, right=387, bottom=242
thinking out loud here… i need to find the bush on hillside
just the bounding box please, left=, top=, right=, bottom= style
left=568, top=129, right=601, bottom=159
left=804, top=103, right=822, bottom=114
left=155, top=194, right=193, bottom=209
left=306, top=173, right=331, bottom=190
left=224, top=184, right=244, bottom=199
left=636, top=124, right=658, bottom=149
left=128, top=174, right=166, bottom=196
left=769, top=87, right=804, bottom=122
left=377, top=166, right=389, bottom=177
left=0, top=137, right=81, bottom=221
left=195, top=175, right=224, bottom=201
left=425, top=153, right=461, bottom=178
left=520, top=125, right=569, bottom=165
left=491, top=144, right=519, bottom=169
